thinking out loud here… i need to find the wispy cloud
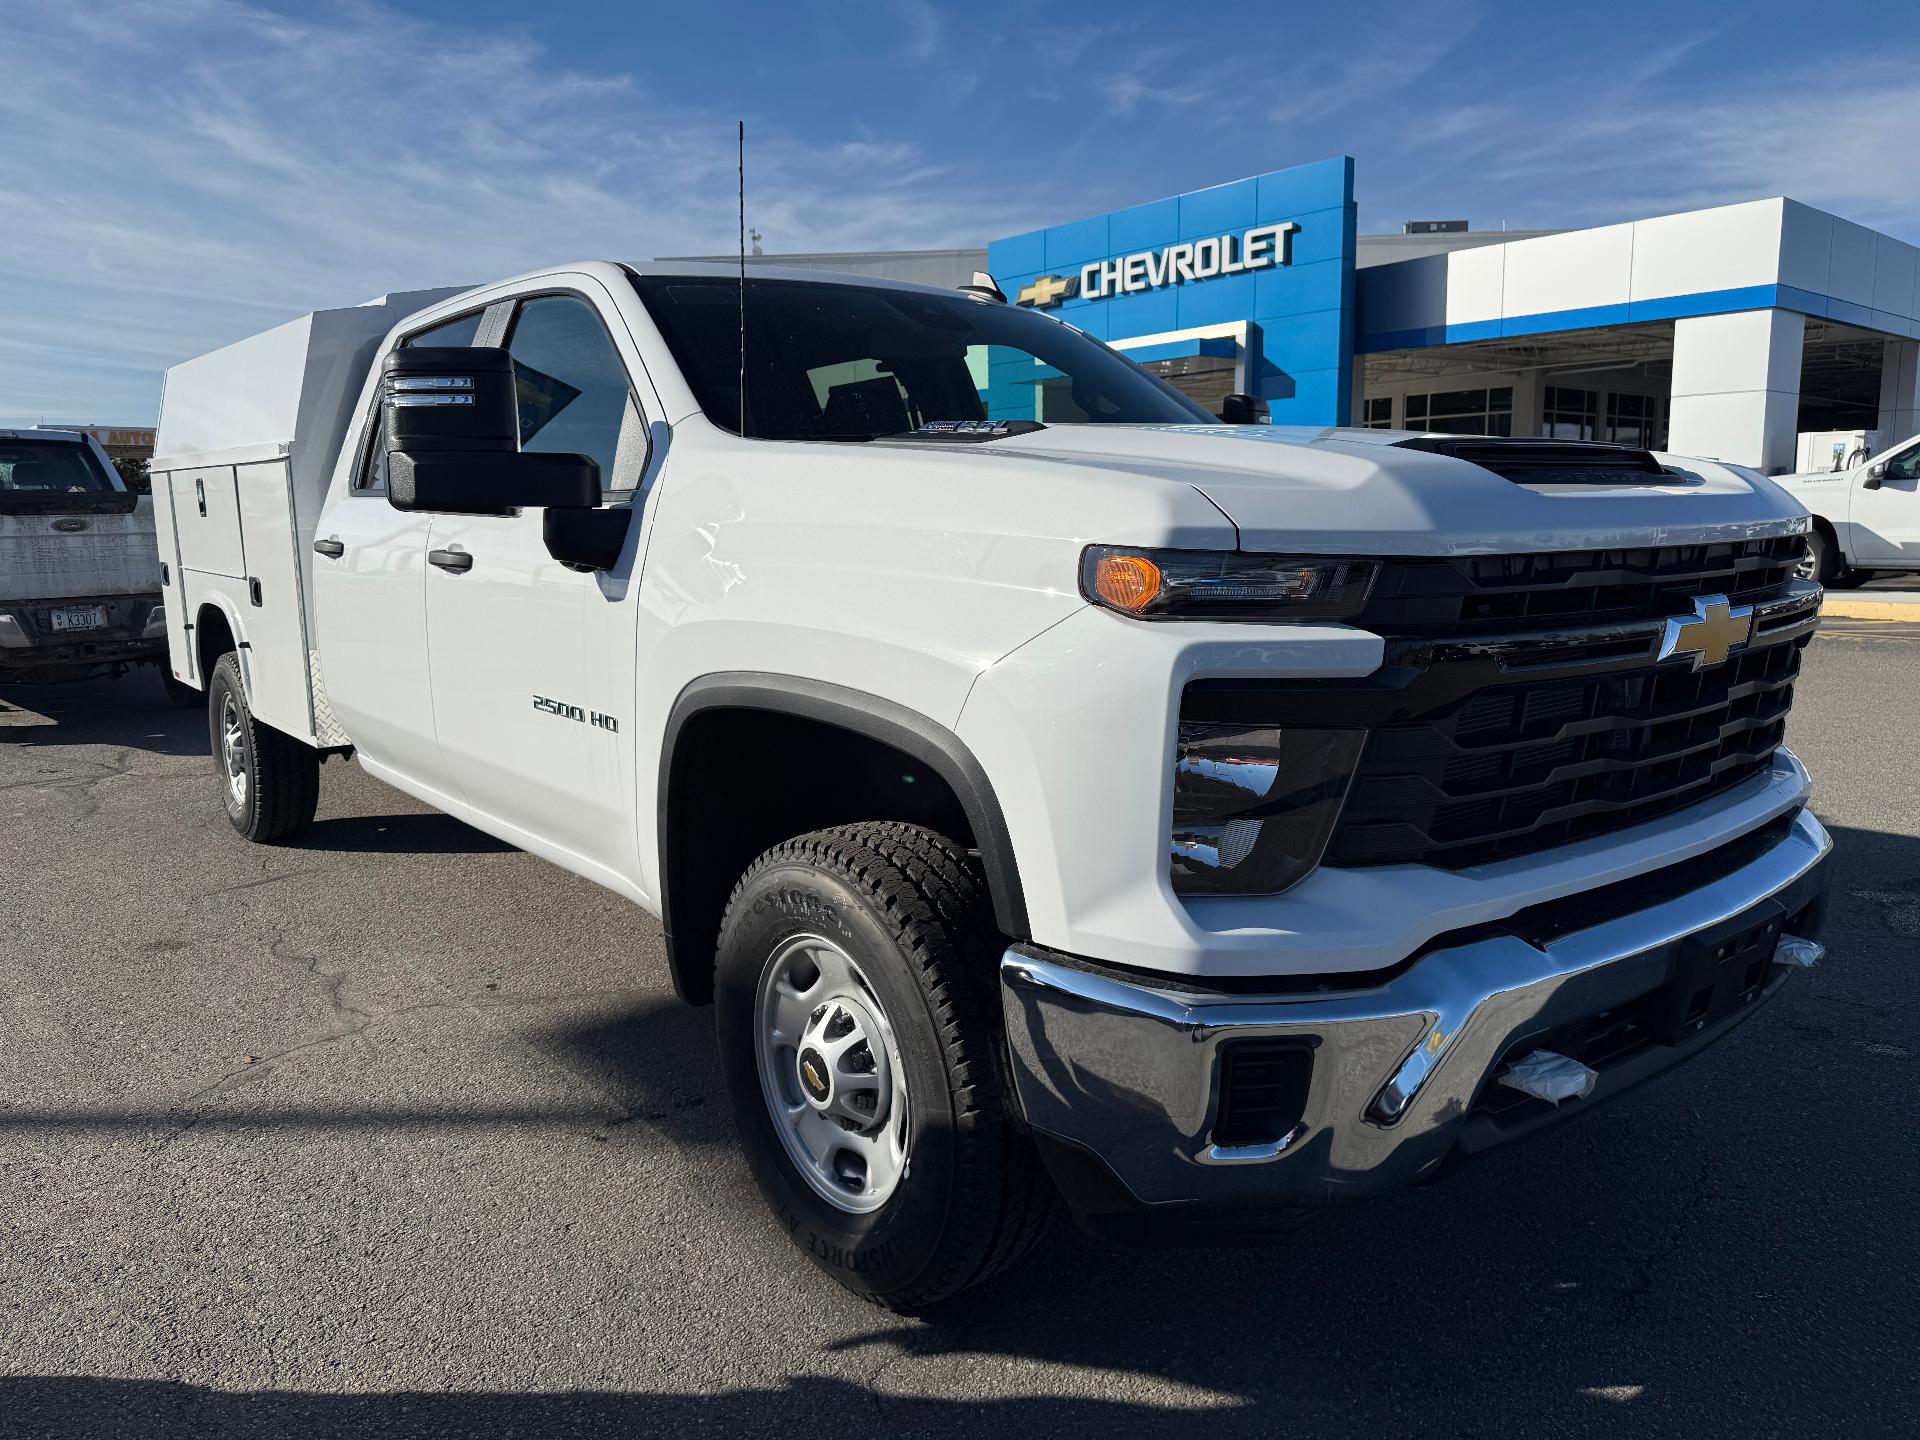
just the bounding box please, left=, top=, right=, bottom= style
left=890, top=0, right=941, bottom=63
left=0, top=0, right=1057, bottom=424
left=1388, top=58, right=1920, bottom=235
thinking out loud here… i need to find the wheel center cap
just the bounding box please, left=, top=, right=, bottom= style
left=796, top=1046, right=833, bottom=1106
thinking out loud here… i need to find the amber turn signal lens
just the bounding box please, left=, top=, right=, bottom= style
left=1092, top=553, right=1163, bottom=612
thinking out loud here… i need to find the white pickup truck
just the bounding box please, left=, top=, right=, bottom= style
left=1, top=427, right=186, bottom=697
left=152, top=263, right=1831, bottom=1306
left=1773, top=432, right=1920, bottom=587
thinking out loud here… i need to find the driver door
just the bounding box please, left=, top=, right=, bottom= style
left=1849, top=439, right=1920, bottom=565
left=424, top=289, right=649, bottom=873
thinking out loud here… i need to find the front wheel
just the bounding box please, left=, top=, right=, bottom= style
left=715, top=823, right=1052, bottom=1308
left=207, top=652, right=318, bottom=842
left=1797, top=528, right=1867, bottom=588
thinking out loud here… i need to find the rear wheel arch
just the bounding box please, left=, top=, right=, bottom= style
left=192, top=600, right=238, bottom=683
left=657, top=674, right=1030, bottom=1005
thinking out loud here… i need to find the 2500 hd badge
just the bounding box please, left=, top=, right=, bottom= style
left=533, top=694, right=618, bottom=732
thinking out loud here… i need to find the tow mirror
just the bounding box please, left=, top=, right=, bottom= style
left=383, top=345, right=630, bottom=571
left=1218, top=393, right=1271, bottom=425
left=1863, top=462, right=1887, bottom=490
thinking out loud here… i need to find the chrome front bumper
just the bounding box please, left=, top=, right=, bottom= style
left=1000, top=807, right=1831, bottom=1222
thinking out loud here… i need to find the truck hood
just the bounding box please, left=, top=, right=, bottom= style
left=926, top=424, right=1809, bottom=555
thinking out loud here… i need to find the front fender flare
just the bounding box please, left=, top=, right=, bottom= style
left=657, top=672, right=1031, bottom=1002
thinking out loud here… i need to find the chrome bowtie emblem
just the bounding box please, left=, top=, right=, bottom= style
left=1658, top=594, right=1754, bottom=670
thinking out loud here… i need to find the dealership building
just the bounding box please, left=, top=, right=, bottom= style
left=680, top=155, right=1920, bottom=473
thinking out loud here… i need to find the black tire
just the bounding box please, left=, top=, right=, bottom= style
left=714, top=822, right=1053, bottom=1308
left=160, top=669, right=204, bottom=709
left=206, top=652, right=318, bottom=843
left=1799, top=527, right=1867, bottom=588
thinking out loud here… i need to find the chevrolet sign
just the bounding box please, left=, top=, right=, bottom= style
left=1016, top=222, right=1300, bottom=308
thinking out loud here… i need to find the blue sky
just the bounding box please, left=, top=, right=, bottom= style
left=3, top=0, right=1917, bottom=427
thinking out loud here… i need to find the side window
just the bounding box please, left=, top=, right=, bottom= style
left=406, top=312, right=484, bottom=349
left=1886, top=444, right=1920, bottom=482
left=353, top=310, right=484, bottom=492
left=505, top=295, right=645, bottom=491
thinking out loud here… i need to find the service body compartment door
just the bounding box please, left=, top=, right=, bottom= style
left=173, top=466, right=246, bottom=579
left=232, top=458, right=314, bottom=739
left=149, top=472, right=192, bottom=678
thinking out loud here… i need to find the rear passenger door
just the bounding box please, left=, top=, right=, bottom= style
left=311, top=309, right=484, bottom=800
left=423, top=289, right=649, bottom=869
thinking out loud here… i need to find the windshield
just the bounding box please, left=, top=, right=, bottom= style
left=631, top=274, right=1214, bottom=440
left=0, top=438, right=119, bottom=496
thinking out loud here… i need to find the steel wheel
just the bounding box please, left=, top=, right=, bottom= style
left=218, top=692, right=249, bottom=812
left=753, top=933, right=910, bottom=1214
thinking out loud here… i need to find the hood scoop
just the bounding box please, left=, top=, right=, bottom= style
left=1394, top=436, right=1672, bottom=486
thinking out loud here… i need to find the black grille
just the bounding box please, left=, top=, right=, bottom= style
left=1327, top=631, right=1808, bottom=869
left=1356, top=535, right=1805, bottom=636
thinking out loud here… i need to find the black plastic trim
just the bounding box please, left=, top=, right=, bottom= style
left=658, top=673, right=1030, bottom=1003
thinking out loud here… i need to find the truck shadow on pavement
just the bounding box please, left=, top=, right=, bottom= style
left=0, top=677, right=208, bottom=758
left=281, top=809, right=514, bottom=856
left=0, top=1375, right=1257, bottom=1439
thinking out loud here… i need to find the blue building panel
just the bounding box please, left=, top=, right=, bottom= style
left=1255, top=157, right=1354, bottom=229
left=1043, top=214, right=1111, bottom=270
left=1108, top=196, right=1180, bottom=254
left=992, top=228, right=1046, bottom=277
left=1253, top=255, right=1347, bottom=321
left=1176, top=178, right=1259, bottom=242
left=988, top=156, right=1357, bottom=427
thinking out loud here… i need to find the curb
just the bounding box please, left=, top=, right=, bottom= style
left=1820, top=596, right=1920, bottom=621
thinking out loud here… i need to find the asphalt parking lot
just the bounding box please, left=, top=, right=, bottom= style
left=3, top=625, right=1916, bottom=1439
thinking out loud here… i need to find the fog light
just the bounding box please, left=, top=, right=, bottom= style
left=1170, top=722, right=1364, bottom=895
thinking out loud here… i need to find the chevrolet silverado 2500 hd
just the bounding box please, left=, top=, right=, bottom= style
left=151, top=263, right=1830, bottom=1306
left=1, top=427, right=189, bottom=699
left=1774, top=430, right=1920, bottom=587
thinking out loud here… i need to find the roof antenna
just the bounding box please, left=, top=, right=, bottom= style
left=737, top=119, right=747, bottom=438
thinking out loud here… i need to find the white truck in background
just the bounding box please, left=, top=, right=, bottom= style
left=1775, top=431, right=1920, bottom=588
left=0, top=427, right=187, bottom=699
left=152, top=262, right=1831, bottom=1307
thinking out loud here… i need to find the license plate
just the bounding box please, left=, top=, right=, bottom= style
left=50, top=604, right=106, bottom=633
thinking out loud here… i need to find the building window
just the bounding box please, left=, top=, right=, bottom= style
left=1404, top=386, right=1513, bottom=437
left=1542, top=386, right=1598, bottom=441
left=1141, top=354, right=1238, bottom=416
left=1361, top=395, right=1394, bottom=429
left=1605, top=391, right=1666, bottom=449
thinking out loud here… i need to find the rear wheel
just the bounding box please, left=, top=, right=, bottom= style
left=207, top=652, right=318, bottom=842
left=715, top=823, right=1052, bottom=1308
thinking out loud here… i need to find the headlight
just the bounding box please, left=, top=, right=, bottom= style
left=1170, top=721, right=1364, bottom=895
left=1082, top=546, right=1375, bottom=622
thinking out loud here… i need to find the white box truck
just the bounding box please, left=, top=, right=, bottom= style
left=152, top=262, right=1831, bottom=1306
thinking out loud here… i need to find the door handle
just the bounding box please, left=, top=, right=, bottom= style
left=428, top=548, right=474, bottom=574
left=313, top=537, right=345, bottom=558
left=196, top=478, right=207, bottom=517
